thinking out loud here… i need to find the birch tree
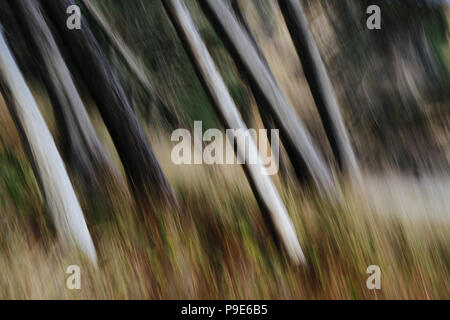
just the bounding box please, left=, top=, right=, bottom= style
left=164, top=0, right=305, bottom=264
left=0, top=29, right=97, bottom=265
left=80, top=0, right=180, bottom=128
left=41, top=0, right=176, bottom=209
left=278, top=0, right=362, bottom=183
left=199, top=0, right=337, bottom=198
left=230, top=0, right=294, bottom=177
left=9, top=0, right=118, bottom=188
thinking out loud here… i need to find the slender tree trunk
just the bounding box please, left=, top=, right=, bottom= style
left=9, top=0, right=118, bottom=189
left=199, top=0, right=337, bottom=198
left=0, top=29, right=97, bottom=265
left=80, top=0, right=180, bottom=128
left=41, top=0, right=176, bottom=209
left=230, top=0, right=273, bottom=75
left=230, top=0, right=291, bottom=177
left=278, top=0, right=362, bottom=183
left=164, top=0, right=305, bottom=264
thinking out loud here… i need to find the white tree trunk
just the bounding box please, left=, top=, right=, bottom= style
left=0, top=30, right=97, bottom=266
left=41, top=0, right=177, bottom=208
left=200, top=0, right=338, bottom=199
left=164, top=0, right=305, bottom=264
left=12, top=0, right=118, bottom=186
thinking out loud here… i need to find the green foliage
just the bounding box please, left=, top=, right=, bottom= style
left=0, top=148, right=29, bottom=211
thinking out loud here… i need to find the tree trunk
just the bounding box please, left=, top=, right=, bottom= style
left=9, top=0, right=118, bottom=190
left=278, top=0, right=362, bottom=183
left=199, top=0, right=337, bottom=198
left=0, top=29, right=97, bottom=265
left=164, top=0, right=305, bottom=264
left=41, top=0, right=176, bottom=209
left=230, top=0, right=292, bottom=177
left=79, top=0, right=180, bottom=128
left=230, top=0, right=273, bottom=75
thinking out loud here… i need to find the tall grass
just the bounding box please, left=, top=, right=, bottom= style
left=0, top=102, right=448, bottom=298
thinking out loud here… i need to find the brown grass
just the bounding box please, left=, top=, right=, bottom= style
left=0, top=113, right=448, bottom=298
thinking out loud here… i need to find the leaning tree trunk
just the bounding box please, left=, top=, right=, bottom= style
left=199, top=0, right=337, bottom=199
left=8, top=0, right=118, bottom=189
left=164, top=0, right=305, bottom=264
left=230, top=0, right=291, bottom=177
left=0, top=29, right=97, bottom=266
left=278, top=0, right=362, bottom=183
left=80, top=0, right=181, bottom=128
left=41, top=0, right=176, bottom=209
left=230, top=0, right=273, bottom=75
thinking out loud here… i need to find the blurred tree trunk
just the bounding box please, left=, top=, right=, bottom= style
left=0, top=29, right=97, bottom=265
left=200, top=0, right=337, bottom=199
left=278, top=0, right=362, bottom=183
left=230, top=0, right=269, bottom=69
left=252, top=0, right=276, bottom=37
left=80, top=0, right=181, bottom=128
left=230, top=0, right=291, bottom=177
left=41, top=0, right=176, bottom=210
left=9, top=0, right=119, bottom=190
left=164, top=0, right=305, bottom=264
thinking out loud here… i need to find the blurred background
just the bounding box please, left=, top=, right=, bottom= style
left=0, top=0, right=448, bottom=299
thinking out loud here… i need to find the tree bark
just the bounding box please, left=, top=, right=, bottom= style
left=230, top=0, right=292, bottom=177
left=41, top=0, right=176, bottom=209
left=164, top=0, right=305, bottom=264
left=230, top=0, right=272, bottom=75
left=9, top=0, right=118, bottom=189
left=278, top=0, right=362, bottom=183
left=199, top=0, right=337, bottom=198
left=0, top=29, right=97, bottom=265
left=79, top=0, right=181, bottom=128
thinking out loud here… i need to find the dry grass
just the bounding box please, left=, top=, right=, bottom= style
left=0, top=114, right=448, bottom=299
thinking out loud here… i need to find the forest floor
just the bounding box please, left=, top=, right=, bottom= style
left=0, top=118, right=448, bottom=298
